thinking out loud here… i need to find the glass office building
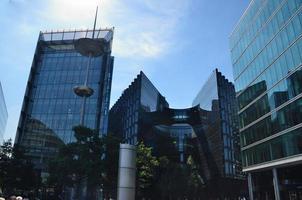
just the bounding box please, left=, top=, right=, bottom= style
left=15, top=29, right=114, bottom=174
left=0, top=82, right=8, bottom=144
left=110, top=70, right=245, bottom=198
left=192, top=69, right=245, bottom=190
left=109, top=71, right=169, bottom=145
left=152, top=124, right=194, bottom=163
left=230, top=0, right=302, bottom=199
left=192, top=69, right=242, bottom=180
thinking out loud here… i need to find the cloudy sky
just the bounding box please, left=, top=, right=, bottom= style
left=0, top=0, right=249, bottom=141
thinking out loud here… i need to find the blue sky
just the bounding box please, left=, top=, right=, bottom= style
left=0, top=0, right=249, bottom=141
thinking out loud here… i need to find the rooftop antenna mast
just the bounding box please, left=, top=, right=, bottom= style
left=71, top=4, right=110, bottom=199
left=92, top=6, right=98, bottom=39
left=74, top=6, right=105, bottom=125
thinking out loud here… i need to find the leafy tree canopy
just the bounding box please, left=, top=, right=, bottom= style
left=0, top=139, right=40, bottom=196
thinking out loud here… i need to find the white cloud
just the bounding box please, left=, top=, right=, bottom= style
left=1, top=0, right=192, bottom=141
left=46, top=0, right=100, bottom=25
left=43, top=0, right=191, bottom=58
left=8, top=0, right=26, bottom=3
left=107, top=0, right=191, bottom=58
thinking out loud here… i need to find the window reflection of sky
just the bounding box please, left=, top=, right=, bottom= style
left=0, top=82, right=8, bottom=144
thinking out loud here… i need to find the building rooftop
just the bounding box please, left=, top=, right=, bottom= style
left=39, top=28, right=114, bottom=43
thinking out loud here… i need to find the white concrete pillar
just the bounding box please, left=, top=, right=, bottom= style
left=117, top=144, right=137, bottom=200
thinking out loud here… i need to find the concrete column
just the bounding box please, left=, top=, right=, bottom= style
left=248, top=173, right=254, bottom=200
left=273, top=168, right=280, bottom=200
left=117, top=144, right=137, bottom=200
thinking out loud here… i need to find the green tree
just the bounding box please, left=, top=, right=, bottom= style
left=154, top=157, right=188, bottom=199
left=136, top=142, right=159, bottom=199
left=147, top=132, right=206, bottom=199
left=153, top=133, right=179, bottom=162
left=186, top=155, right=205, bottom=198
left=0, top=139, right=40, bottom=196
left=47, top=126, right=106, bottom=199
left=103, top=134, right=122, bottom=199
left=154, top=156, right=205, bottom=199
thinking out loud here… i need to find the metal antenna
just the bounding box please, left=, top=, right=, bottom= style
left=92, top=6, right=98, bottom=39
left=74, top=4, right=106, bottom=125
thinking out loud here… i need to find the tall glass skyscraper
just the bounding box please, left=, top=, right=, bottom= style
left=230, top=0, right=302, bottom=199
left=15, top=29, right=114, bottom=174
left=0, top=82, right=8, bottom=144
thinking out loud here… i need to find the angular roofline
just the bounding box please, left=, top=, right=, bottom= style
left=192, top=68, right=218, bottom=106
left=110, top=70, right=168, bottom=110
left=0, top=81, right=8, bottom=117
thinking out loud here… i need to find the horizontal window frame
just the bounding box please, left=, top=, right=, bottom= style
left=232, top=0, right=287, bottom=67
left=241, top=122, right=302, bottom=151
left=240, top=92, right=302, bottom=132
left=235, top=4, right=302, bottom=93
left=238, top=63, right=302, bottom=116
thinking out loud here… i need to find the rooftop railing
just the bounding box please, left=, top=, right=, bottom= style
left=39, top=28, right=114, bottom=42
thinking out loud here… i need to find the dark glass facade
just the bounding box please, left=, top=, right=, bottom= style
left=109, top=71, right=169, bottom=145
left=230, top=0, right=302, bottom=198
left=140, top=106, right=203, bottom=164
left=0, top=82, right=8, bottom=144
left=154, top=124, right=193, bottom=163
left=192, top=69, right=243, bottom=179
left=15, top=29, right=114, bottom=174
left=110, top=70, right=246, bottom=198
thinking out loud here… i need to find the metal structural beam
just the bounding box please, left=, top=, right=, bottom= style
left=273, top=168, right=280, bottom=200
left=248, top=173, right=254, bottom=200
